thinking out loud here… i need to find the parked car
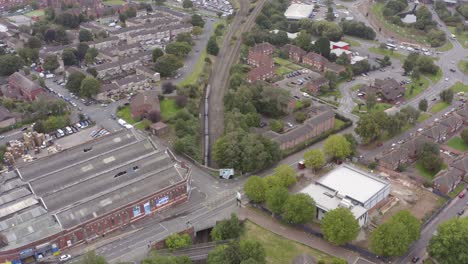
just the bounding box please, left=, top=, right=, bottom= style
left=411, top=257, right=420, bottom=263
left=459, top=192, right=466, bottom=198
left=457, top=209, right=465, bottom=216
left=59, top=254, right=72, bottom=262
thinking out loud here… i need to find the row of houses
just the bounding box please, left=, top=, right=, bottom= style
left=282, top=44, right=346, bottom=75
left=246, top=43, right=276, bottom=83
left=263, top=105, right=335, bottom=150
left=377, top=105, right=468, bottom=194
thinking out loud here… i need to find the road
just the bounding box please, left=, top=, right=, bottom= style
left=204, top=0, right=266, bottom=166
left=399, top=194, right=468, bottom=263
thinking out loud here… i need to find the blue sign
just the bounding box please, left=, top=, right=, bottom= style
left=133, top=205, right=141, bottom=217
left=156, top=196, right=169, bottom=207
left=144, top=202, right=151, bottom=215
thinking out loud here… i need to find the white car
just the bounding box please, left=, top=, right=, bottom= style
left=302, top=92, right=311, bottom=98
left=417, top=128, right=423, bottom=132
left=59, top=254, right=72, bottom=262
left=445, top=78, right=449, bottom=81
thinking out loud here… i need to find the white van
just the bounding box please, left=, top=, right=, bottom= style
left=65, top=127, right=73, bottom=134
left=57, top=129, right=65, bottom=137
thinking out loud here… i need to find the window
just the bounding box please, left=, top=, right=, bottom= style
left=133, top=205, right=141, bottom=217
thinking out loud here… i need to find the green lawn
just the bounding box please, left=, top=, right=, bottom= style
left=352, top=102, right=392, bottom=116
left=371, top=3, right=427, bottom=44
left=450, top=82, right=468, bottom=93
left=404, top=77, right=430, bottom=99
left=273, top=57, right=302, bottom=70
left=242, top=221, right=335, bottom=264
left=178, top=48, right=207, bottom=87
left=436, top=41, right=453, bottom=52
left=431, top=101, right=450, bottom=113
left=447, top=137, right=468, bottom=151
left=448, top=26, right=468, bottom=49
left=275, top=66, right=294, bottom=76
left=103, top=0, right=126, bottom=5
left=415, top=161, right=446, bottom=180
left=160, top=99, right=180, bottom=120
left=448, top=183, right=466, bottom=199
left=342, top=37, right=361, bottom=47
left=458, top=61, right=468, bottom=75
left=368, top=47, right=406, bottom=61
left=25, top=9, right=44, bottom=17
left=425, top=69, right=442, bottom=84
left=334, top=118, right=346, bottom=130
left=417, top=112, right=431, bottom=123
left=116, top=106, right=137, bottom=125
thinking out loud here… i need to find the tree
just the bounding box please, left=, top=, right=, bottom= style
left=366, top=92, right=377, bottom=111
left=239, top=240, right=266, bottom=264
left=282, top=193, right=315, bottom=224
left=191, top=14, right=205, bottom=27
left=18, top=48, right=38, bottom=63
left=273, top=164, right=297, bottom=188
left=207, top=36, right=219, bottom=56
left=76, top=43, right=89, bottom=62
left=210, top=214, right=244, bottom=241
left=323, top=135, right=351, bottom=160
left=66, top=72, right=86, bottom=94
left=244, top=176, right=267, bottom=203
left=153, top=54, right=183, bottom=77
left=419, top=142, right=443, bottom=173
left=87, top=68, right=98, bottom=77
left=85, top=48, right=98, bottom=64
left=152, top=48, right=164, bottom=62
left=143, top=254, right=191, bottom=264
left=27, top=36, right=42, bottom=49
left=265, top=186, right=289, bottom=215
left=182, top=0, right=193, bottom=8
left=125, top=7, right=137, bottom=18
left=428, top=217, right=468, bottom=264
left=79, top=29, right=93, bottom=42
left=166, top=41, right=192, bottom=57
left=418, top=99, right=428, bottom=112
left=192, top=26, right=203, bottom=37
left=0, top=54, right=24, bottom=76
left=344, top=134, right=358, bottom=156
left=82, top=251, right=108, bottom=264
left=295, top=30, right=312, bottom=51
left=176, top=32, right=193, bottom=45
left=62, top=48, right=78, bottom=66
left=303, top=149, right=325, bottom=172
left=355, top=114, right=381, bottom=143
left=162, top=82, right=176, bottom=94
left=119, top=13, right=127, bottom=23
left=314, top=37, right=331, bottom=58
left=352, top=60, right=370, bottom=75
left=461, top=129, right=468, bottom=145
left=321, top=208, right=360, bottom=245
left=439, top=88, right=454, bottom=103
left=324, top=71, right=338, bottom=89
left=370, top=221, right=411, bottom=257
left=148, top=110, right=161, bottom=123
left=269, top=119, right=283, bottom=132
left=43, top=55, right=59, bottom=72
left=391, top=210, right=421, bottom=242
left=80, top=76, right=101, bottom=98
left=165, top=233, right=192, bottom=249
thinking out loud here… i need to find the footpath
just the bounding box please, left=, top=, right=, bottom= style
left=238, top=207, right=370, bottom=264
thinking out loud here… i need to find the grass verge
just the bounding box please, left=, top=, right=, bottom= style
left=448, top=26, right=468, bottom=49
left=450, top=82, right=468, bottom=93
left=102, top=0, right=126, bottom=5
left=178, top=48, right=207, bottom=87
left=457, top=61, right=468, bottom=75
left=334, top=118, right=346, bottom=130
left=368, top=47, right=405, bottom=61
left=417, top=112, right=431, bottom=123
left=350, top=83, right=364, bottom=91
left=425, top=69, right=442, bottom=84
left=447, top=137, right=468, bottom=151
left=431, top=101, right=450, bottom=113
left=436, top=41, right=453, bottom=52
left=448, top=183, right=466, bottom=199
left=160, top=99, right=180, bottom=120
left=242, top=220, right=335, bottom=264
left=116, top=106, right=137, bottom=124
left=25, top=9, right=44, bottom=17
left=404, top=77, right=430, bottom=100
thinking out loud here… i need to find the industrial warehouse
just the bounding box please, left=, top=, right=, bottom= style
left=0, top=130, right=191, bottom=263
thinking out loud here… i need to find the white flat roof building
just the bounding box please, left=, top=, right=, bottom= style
left=300, top=164, right=390, bottom=226
left=330, top=48, right=352, bottom=57
left=284, top=4, right=314, bottom=20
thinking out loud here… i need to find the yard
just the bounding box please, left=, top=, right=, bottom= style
left=352, top=102, right=392, bottom=116
left=242, top=221, right=335, bottom=264
left=368, top=47, right=406, bottom=61
left=447, top=136, right=468, bottom=151
left=275, top=66, right=294, bottom=76
left=160, top=99, right=180, bottom=120
left=404, top=77, right=430, bottom=100
left=415, top=161, right=446, bottom=181
left=457, top=61, right=468, bottom=75
left=430, top=101, right=450, bottom=113
left=449, top=82, right=468, bottom=93
left=116, top=105, right=137, bottom=124
left=273, top=57, right=302, bottom=70
left=25, top=9, right=44, bottom=17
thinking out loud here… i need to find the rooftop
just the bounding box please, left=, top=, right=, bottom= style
left=284, top=4, right=314, bottom=20
left=317, top=164, right=389, bottom=204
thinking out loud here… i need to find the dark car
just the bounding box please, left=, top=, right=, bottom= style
left=259, top=122, right=267, bottom=128
left=411, top=257, right=420, bottom=263
left=450, top=69, right=456, bottom=72
left=21, top=127, right=28, bottom=131
left=458, top=209, right=465, bottom=216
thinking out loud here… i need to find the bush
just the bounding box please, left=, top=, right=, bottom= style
left=165, top=233, right=192, bottom=249
left=175, top=95, right=188, bottom=107
left=269, top=119, right=284, bottom=133
left=162, top=82, right=176, bottom=94
left=294, top=112, right=307, bottom=123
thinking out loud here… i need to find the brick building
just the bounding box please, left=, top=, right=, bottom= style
left=246, top=66, right=275, bottom=83
left=130, top=91, right=160, bottom=120
left=0, top=131, right=191, bottom=263
left=7, top=72, right=44, bottom=101
left=247, top=52, right=274, bottom=68
left=306, top=77, right=329, bottom=94
left=282, top=44, right=306, bottom=63
left=303, top=52, right=327, bottom=72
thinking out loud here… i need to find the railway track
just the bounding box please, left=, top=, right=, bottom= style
left=203, top=0, right=268, bottom=166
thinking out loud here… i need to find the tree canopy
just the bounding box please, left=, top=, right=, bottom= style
left=165, top=233, right=192, bottom=249
left=321, top=207, right=360, bottom=245
left=210, top=214, right=244, bottom=241
left=272, top=164, right=297, bottom=188
left=80, top=76, right=101, bottom=98
left=428, top=217, right=468, bottom=264
left=323, top=135, right=351, bottom=160
left=43, top=55, right=59, bottom=72
left=303, top=149, right=326, bottom=171
left=282, top=193, right=315, bottom=224
left=244, top=176, right=267, bottom=203
left=153, top=54, right=183, bottom=77
left=79, top=29, right=94, bottom=42
left=0, top=54, right=24, bottom=76
left=265, top=186, right=289, bottom=215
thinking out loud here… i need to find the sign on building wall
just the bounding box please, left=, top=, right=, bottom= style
left=144, top=202, right=151, bottom=215
left=156, top=196, right=169, bottom=207
left=133, top=205, right=141, bottom=217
